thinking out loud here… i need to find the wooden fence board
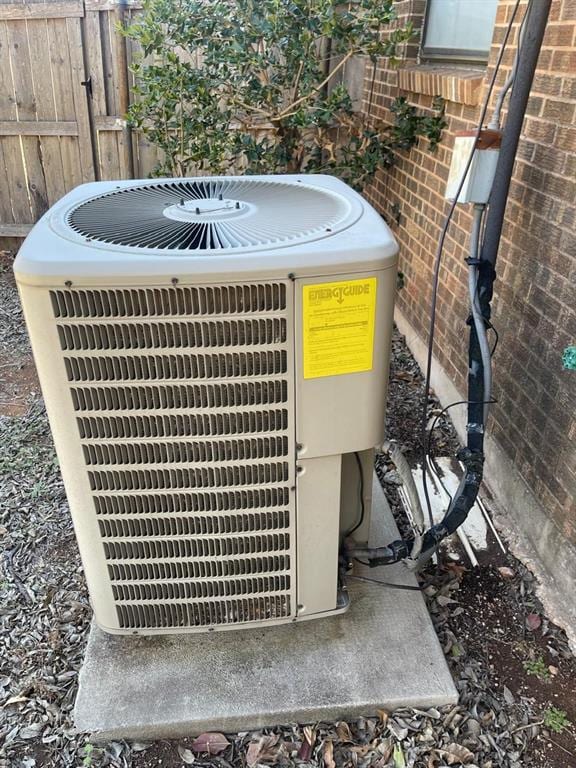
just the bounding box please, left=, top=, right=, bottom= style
left=0, top=137, right=14, bottom=223
left=99, top=7, right=116, bottom=114
left=0, top=224, right=33, bottom=236
left=109, top=3, right=133, bottom=176
left=124, top=12, right=161, bottom=178
left=98, top=133, right=121, bottom=179
left=48, top=17, right=83, bottom=190
left=0, top=1, right=83, bottom=20
left=0, top=21, right=21, bottom=223
left=93, top=115, right=125, bottom=130
left=0, top=120, right=79, bottom=135
left=7, top=19, right=50, bottom=219
left=65, top=15, right=96, bottom=183
left=0, top=0, right=175, bottom=243
left=27, top=17, right=67, bottom=204
left=83, top=11, right=107, bottom=118
left=84, top=0, right=142, bottom=10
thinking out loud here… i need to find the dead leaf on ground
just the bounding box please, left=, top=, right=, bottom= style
left=191, top=732, right=230, bottom=755
left=323, top=739, right=335, bottom=768
left=303, top=726, right=315, bottom=745
left=438, top=743, right=475, bottom=765
left=335, top=721, right=352, bottom=742
left=526, top=613, right=541, bottom=631
left=177, top=745, right=195, bottom=764
left=503, top=685, right=515, bottom=705
left=444, top=563, right=467, bottom=579
left=376, top=709, right=389, bottom=725
left=246, top=734, right=280, bottom=767
left=497, top=566, right=515, bottom=579
left=377, top=738, right=392, bottom=761
left=350, top=745, right=371, bottom=757
left=298, top=729, right=315, bottom=762
left=3, top=695, right=29, bottom=707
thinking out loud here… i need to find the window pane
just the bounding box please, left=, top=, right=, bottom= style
left=423, top=0, right=498, bottom=59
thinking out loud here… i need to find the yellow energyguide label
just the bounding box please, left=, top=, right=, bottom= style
left=303, top=277, right=377, bottom=379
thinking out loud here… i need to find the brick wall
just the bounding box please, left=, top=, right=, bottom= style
left=363, top=0, right=575, bottom=542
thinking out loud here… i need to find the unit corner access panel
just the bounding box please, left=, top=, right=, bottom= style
left=14, top=174, right=398, bottom=635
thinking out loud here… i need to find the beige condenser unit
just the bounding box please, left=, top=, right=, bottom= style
left=14, top=174, right=398, bottom=635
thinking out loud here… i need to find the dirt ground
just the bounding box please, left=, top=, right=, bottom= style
left=1, top=250, right=575, bottom=768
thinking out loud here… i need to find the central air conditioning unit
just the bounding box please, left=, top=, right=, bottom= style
left=14, top=175, right=398, bottom=635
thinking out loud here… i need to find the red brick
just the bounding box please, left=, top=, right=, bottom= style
left=551, top=49, right=576, bottom=69
left=364, top=0, right=575, bottom=545
left=560, top=0, right=576, bottom=19
left=542, top=23, right=575, bottom=47
left=555, top=126, right=576, bottom=152
left=541, top=98, right=576, bottom=124
left=532, top=73, right=563, bottom=96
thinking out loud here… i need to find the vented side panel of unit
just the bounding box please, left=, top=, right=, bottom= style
left=49, top=282, right=296, bottom=632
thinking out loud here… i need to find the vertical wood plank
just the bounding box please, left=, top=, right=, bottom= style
left=6, top=18, right=49, bottom=219
left=97, top=7, right=125, bottom=179
left=124, top=14, right=157, bottom=178
left=66, top=16, right=96, bottom=182
left=124, top=20, right=142, bottom=176
left=0, top=135, right=14, bottom=223
left=0, top=20, right=30, bottom=223
left=108, top=6, right=133, bottom=177
left=97, top=130, right=121, bottom=179
left=115, top=127, right=129, bottom=178
left=0, top=22, right=32, bottom=224
left=27, top=17, right=66, bottom=204
left=83, top=10, right=107, bottom=117
left=48, top=17, right=82, bottom=191
left=99, top=9, right=116, bottom=115
left=135, top=133, right=159, bottom=177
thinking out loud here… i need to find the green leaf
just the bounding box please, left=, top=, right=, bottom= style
left=122, top=0, right=442, bottom=185
left=393, top=743, right=406, bottom=768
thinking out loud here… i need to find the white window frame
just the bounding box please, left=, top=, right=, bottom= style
left=421, top=0, right=499, bottom=64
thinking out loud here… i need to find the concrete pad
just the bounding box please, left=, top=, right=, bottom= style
left=75, top=475, right=457, bottom=740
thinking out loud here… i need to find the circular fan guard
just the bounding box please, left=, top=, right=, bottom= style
left=67, top=178, right=354, bottom=252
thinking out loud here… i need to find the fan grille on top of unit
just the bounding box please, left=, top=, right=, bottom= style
left=67, top=178, right=351, bottom=251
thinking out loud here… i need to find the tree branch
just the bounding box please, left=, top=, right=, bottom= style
left=275, top=50, right=355, bottom=120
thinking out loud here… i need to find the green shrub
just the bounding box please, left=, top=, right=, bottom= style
left=125, top=0, right=444, bottom=189
left=543, top=707, right=571, bottom=734
left=523, top=656, right=551, bottom=680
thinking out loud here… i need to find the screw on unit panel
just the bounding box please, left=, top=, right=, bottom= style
left=171, top=277, right=179, bottom=285
left=64, top=281, right=73, bottom=288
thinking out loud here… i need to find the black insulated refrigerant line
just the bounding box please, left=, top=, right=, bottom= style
left=349, top=0, right=552, bottom=567
left=481, top=0, right=552, bottom=271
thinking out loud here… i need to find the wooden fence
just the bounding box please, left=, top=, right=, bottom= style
left=0, top=0, right=366, bottom=242
left=0, top=0, right=160, bottom=239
